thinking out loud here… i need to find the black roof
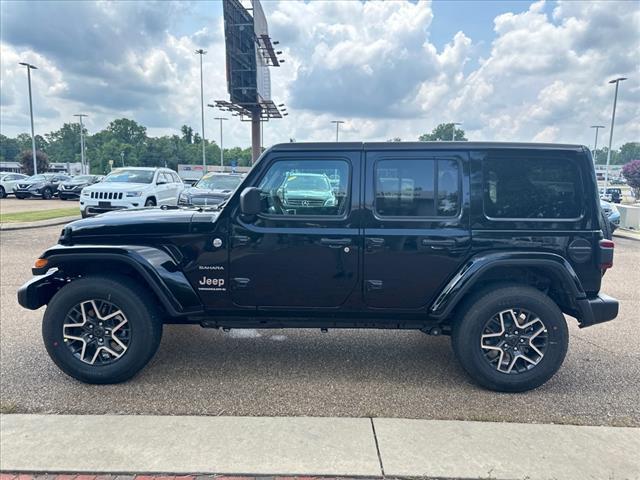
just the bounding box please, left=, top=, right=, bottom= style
left=270, top=141, right=587, bottom=152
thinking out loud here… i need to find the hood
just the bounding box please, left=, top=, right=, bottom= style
left=85, top=182, right=151, bottom=192
left=61, top=208, right=200, bottom=242
left=184, top=186, right=233, bottom=197
left=284, top=190, right=332, bottom=199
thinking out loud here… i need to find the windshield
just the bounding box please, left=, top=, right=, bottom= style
left=285, top=175, right=330, bottom=192
left=196, top=175, right=242, bottom=191
left=103, top=169, right=154, bottom=184
left=70, top=175, right=94, bottom=183
left=26, top=175, right=46, bottom=182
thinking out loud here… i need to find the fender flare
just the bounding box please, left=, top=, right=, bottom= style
left=28, top=244, right=203, bottom=317
left=429, top=251, right=586, bottom=320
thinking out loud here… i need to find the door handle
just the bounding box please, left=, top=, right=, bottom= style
left=366, top=237, right=385, bottom=251
left=421, top=238, right=457, bottom=249
left=319, top=237, right=352, bottom=247
left=231, top=235, right=251, bottom=247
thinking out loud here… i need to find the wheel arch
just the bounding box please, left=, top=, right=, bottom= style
left=431, top=252, right=586, bottom=323
left=25, top=245, right=203, bottom=317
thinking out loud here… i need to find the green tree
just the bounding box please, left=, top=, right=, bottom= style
left=45, top=123, right=83, bottom=163
left=19, top=149, right=50, bottom=175
left=419, top=123, right=468, bottom=142
left=0, top=134, right=20, bottom=162
left=106, top=118, right=147, bottom=146
left=593, top=147, right=619, bottom=165
left=16, top=133, right=48, bottom=153
left=618, top=142, right=640, bottom=164
left=181, top=125, right=194, bottom=144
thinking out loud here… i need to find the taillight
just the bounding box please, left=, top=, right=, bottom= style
left=599, top=239, right=614, bottom=270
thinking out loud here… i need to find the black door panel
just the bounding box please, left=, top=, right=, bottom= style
left=363, top=151, right=471, bottom=310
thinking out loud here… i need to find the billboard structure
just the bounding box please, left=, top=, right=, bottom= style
left=215, top=0, right=286, bottom=163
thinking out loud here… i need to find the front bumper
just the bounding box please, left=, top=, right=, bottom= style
left=80, top=198, right=142, bottom=216
left=17, top=269, right=64, bottom=310
left=577, top=293, right=619, bottom=328
left=14, top=187, right=44, bottom=197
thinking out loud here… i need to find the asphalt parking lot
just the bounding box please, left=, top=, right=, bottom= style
left=0, top=224, right=638, bottom=426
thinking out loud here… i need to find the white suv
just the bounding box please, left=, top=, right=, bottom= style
left=80, top=167, right=184, bottom=218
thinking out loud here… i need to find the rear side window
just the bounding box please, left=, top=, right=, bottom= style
left=483, top=156, right=583, bottom=219
left=374, top=158, right=460, bottom=217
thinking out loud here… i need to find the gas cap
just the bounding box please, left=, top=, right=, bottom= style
left=568, top=238, right=592, bottom=263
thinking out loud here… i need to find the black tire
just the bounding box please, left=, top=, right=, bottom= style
left=145, top=197, right=156, bottom=207
left=15, top=194, right=26, bottom=199
left=451, top=285, right=568, bottom=392
left=42, top=187, right=53, bottom=200
left=0, top=186, right=6, bottom=198
left=81, top=209, right=89, bottom=218
left=60, top=196, right=67, bottom=201
left=42, top=275, right=163, bottom=384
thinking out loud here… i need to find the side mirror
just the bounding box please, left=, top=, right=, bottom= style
left=240, top=187, right=262, bottom=215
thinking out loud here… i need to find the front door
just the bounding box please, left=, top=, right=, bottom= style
left=229, top=152, right=361, bottom=308
left=363, top=150, right=471, bottom=310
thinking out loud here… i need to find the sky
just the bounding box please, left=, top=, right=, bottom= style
left=1, top=0, right=639, bottom=150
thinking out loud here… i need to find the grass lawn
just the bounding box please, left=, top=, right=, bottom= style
left=0, top=207, right=80, bottom=223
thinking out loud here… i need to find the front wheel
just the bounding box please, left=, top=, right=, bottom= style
left=42, top=275, right=163, bottom=384
left=0, top=186, right=6, bottom=198
left=451, top=285, right=568, bottom=392
left=145, top=198, right=156, bottom=207
left=42, top=188, right=53, bottom=200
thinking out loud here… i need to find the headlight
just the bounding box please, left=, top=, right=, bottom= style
left=126, top=191, right=143, bottom=197
left=324, top=197, right=336, bottom=207
left=81, top=190, right=90, bottom=197
left=179, top=193, right=189, bottom=203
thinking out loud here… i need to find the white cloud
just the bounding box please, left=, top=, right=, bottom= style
left=1, top=0, right=638, bottom=149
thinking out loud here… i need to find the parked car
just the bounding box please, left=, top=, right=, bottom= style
left=19, top=142, right=618, bottom=392
left=13, top=173, right=71, bottom=199
left=178, top=172, right=244, bottom=207
left=79, top=167, right=184, bottom=218
left=599, top=187, right=622, bottom=203
left=278, top=172, right=337, bottom=212
left=601, top=200, right=620, bottom=235
left=58, top=175, right=104, bottom=200
left=0, top=172, right=28, bottom=198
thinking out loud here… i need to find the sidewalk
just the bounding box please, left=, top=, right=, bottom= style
left=2, top=414, right=639, bottom=479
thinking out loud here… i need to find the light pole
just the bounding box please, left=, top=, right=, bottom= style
left=590, top=125, right=605, bottom=165
left=331, top=120, right=344, bottom=142
left=120, top=151, right=125, bottom=167
left=213, top=117, right=228, bottom=168
left=451, top=122, right=462, bottom=141
left=195, top=49, right=207, bottom=168
left=604, top=77, right=627, bottom=191
left=19, top=62, right=38, bottom=175
left=74, top=114, right=88, bottom=174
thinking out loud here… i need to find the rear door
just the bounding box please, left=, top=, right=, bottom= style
left=228, top=150, right=361, bottom=308
left=363, top=148, right=471, bottom=310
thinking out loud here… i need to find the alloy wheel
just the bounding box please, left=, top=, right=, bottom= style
left=62, top=299, right=131, bottom=365
left=480, top=308, right=548, bottom=374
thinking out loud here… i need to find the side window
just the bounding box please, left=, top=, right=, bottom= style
left=159, top=173, right=171, bottom=184
left=483, top=155, right=583, bottom=219
left=257, top=159, right=350, bottom=217
left=374, top=159, right=460, bottom=217
left=172, top=173, right=181, bottom=183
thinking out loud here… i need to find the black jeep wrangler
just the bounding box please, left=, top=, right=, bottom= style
left=18, top=142, right=619, bottom=392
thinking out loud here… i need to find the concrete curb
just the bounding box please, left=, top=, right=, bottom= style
left=614, top=228, right=640, bottom=242
left=1, top=414, right=639, bottom=479
left=0, top=215, right=79, bottom=231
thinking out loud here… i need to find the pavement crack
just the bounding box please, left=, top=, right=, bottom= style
left=369, top=417, right=386, bottom=477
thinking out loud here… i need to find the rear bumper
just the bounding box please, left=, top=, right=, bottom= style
left=577, top=293, right=619, bottom=328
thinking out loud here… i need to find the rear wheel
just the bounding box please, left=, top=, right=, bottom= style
left=42, top=187, right=53, bottom=200
left=452, top=285, right=568, bottom=392
left=42, top=275, right=163, bottom=384
left=0, top=186, right=6, bottom=198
